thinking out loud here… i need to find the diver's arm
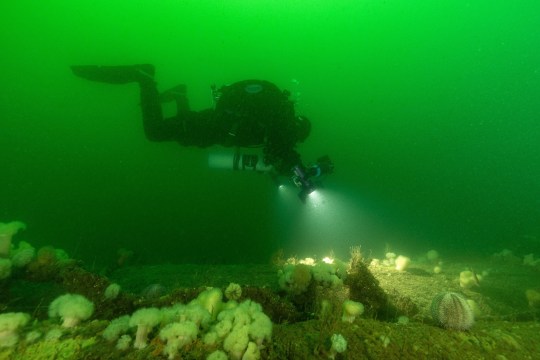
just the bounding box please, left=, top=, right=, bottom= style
left=263, top=140, right=302, bottom=176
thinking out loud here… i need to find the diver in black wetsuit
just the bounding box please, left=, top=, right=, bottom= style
left=71, top=64, right=333, bottom=196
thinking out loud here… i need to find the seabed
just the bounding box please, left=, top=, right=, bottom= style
left=1, top=251, right=539, bottom=360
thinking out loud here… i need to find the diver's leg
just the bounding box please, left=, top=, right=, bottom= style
left=178, top=109, right=220, bottom=147
left=138, top=78, right=188, bottom=142
left=160, top=84, right=190, bottom=118
left=143, top=84, right=218, bottom=146
left=138, top=77, right=166, bottom=141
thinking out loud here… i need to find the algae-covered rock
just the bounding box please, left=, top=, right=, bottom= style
left=12, top=337, right=95, bottom=360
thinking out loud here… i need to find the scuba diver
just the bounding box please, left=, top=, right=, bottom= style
left=70, top=64, right=333, bottom=200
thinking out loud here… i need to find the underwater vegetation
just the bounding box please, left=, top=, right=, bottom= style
left=1, top=220, right=540, bottom=359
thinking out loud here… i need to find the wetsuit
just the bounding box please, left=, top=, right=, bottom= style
left=139, top=78, right=305, bottom=174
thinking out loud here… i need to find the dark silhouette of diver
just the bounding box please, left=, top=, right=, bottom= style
left=71, top=64, right=333, bottom=198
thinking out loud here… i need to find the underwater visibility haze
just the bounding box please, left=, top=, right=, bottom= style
left=2, top=1, right=540, bottom=359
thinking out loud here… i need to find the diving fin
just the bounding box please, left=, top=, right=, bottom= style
left=70, top=64, right=155, bottom=84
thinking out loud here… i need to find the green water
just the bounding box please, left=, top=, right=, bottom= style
left=2, top=0, right=539, bottom=266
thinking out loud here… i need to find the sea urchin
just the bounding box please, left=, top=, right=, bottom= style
left=431, top=292, right=474, bottom=330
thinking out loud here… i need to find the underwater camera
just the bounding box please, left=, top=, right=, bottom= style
left=292, top=155, right=334, bottom=201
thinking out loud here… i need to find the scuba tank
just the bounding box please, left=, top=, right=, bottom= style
left=208, top=148, right=273, bottom=172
